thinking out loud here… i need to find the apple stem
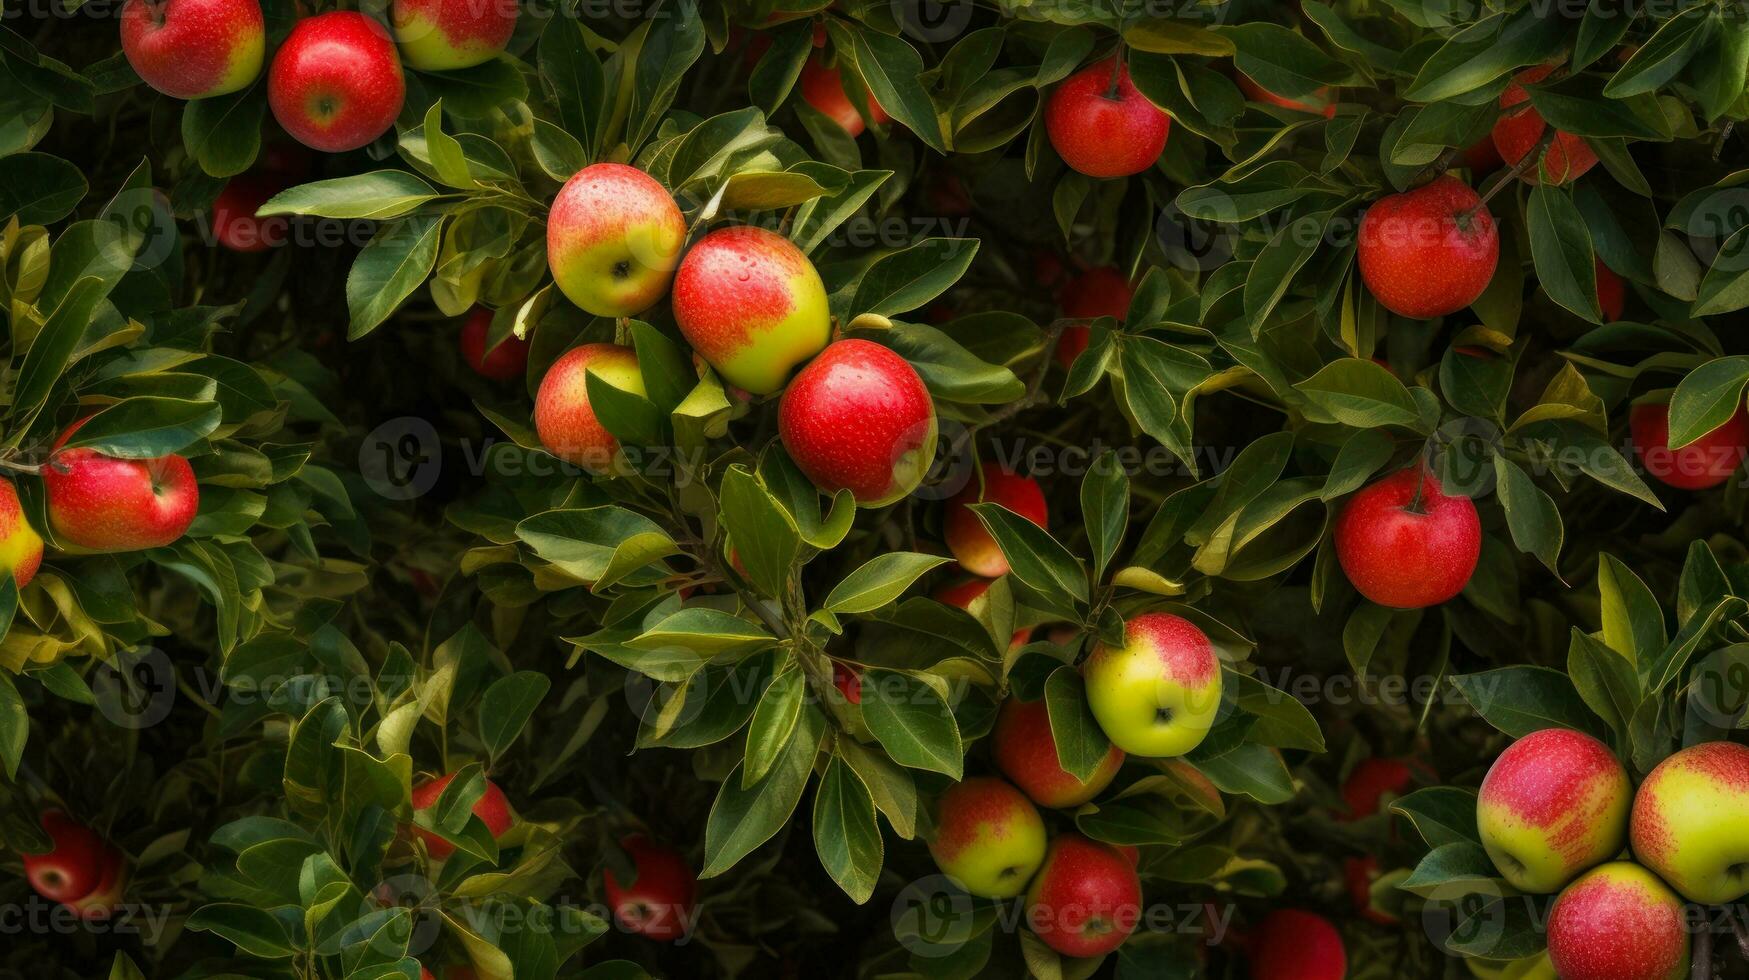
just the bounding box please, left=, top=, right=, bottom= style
left=1106, top=41, right=1127, bottom=101
left=1457, top=125, right=1555, bottom=225
left=1693, top=922, right=1713, bottom=980
left=1405, top=464, right=1429, bottom=516
left=0, top=456, right=42, bottom=475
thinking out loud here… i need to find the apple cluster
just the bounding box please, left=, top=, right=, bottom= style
left=1477, top=731, right=1749, bottom=979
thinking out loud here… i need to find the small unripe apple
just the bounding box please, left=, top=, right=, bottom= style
left=1493, top=66, right=1598, bottom=186
left=547, top=163, right=687, bottom=319
left=533, top=343, right=644, bottom=474
left=1236, top=72, right=1336, bottom=117
left=1630, top=740, right=1749, bottom=905
left=1044, top=58, right=1169, bottom=179
left=1547, top=862, right=1690, bottom=980
left=458, top=307, right=529, bottom=382
left=1024, top=834, right=1142, bottom=958
left=1628, top=401, right=1749, bottom=491
left=1477, top=728, right=1630, bottom=894
left=210, top=173, right=291, bottom=253
left=120, top=0, right=264, bottom=100
left=1083, top=611, right=1222, bottom=758
left=1333, top=467, right=1480, bottom=609
left=943, top=462, right=1046, bottom=578
left=934, top=577, right=1032, bottom=649
left=1248, top=910, right=1346, bottom=980
left=1055, top=266, right=1133, bottom=367
left=672, top=225, right=831, bottom=395
left=1596, top=259, right=1626, bottom=322
left=992, top=696, right=1123, bottom=808
left=927, top=776, right=1047, bottom=898
left=1357, top=175, right=1499, bottom=319
left=798, top=55, right=888, bottom=136
left=778, top=339, right=937, bottom=507
left=43, top=419, right=199, bottom=553
left=409, top=771, right=514, bottom=860
left=603, top=834, right=698, bottom=942
left=268, top=12, right=406, bottom=153
left=0, top=478, right=44, bottom=588
left=390, top=0, right=517, bottom=72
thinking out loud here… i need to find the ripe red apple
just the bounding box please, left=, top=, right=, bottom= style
left=1248, top=909, right=1346, bottom=980
left=409, top=771, right=514, bottom=860
left=533, top=343, right=645, bottom=474
left=1055, top=266, right=1133, bottom=368
left=778, top=339, right=937, bottom=507
left=1477, top=728, right=1630, bottom=894
left=391, top=0, right=517, bottom=71
left=64, top=848, right=128, bottom=920
left=1357, top=175, right=1499, bottom=319
left=1024, top=834, right=1142, bottom=958
left=1547, top=863, right=1690, bottom=980
left=1629, top=401, right=1749, bottom=491
left=992, top=696, right=1123, bottom=808
left=268, top=12, right=406, bottom=153
left=799, top=55, right=888, bottom=136
left=1338, top=756, right=1430, bottom=821
left=43, top=418, right=199, bottom=553
left=210, top=173, right=291, bottom=253
left=458, top=307, right=529, bottom=382
left=1343, top=856, right=1398, bottom=925
left=1044, top=58, right=1169, bottom=179
left=0, top=478, right=44, bottom=588
left=120, top=0, right=264, bottom=100
left=23, top=811, right=112, bottom=904
left=943, top=462, right=1047, bottom=577
left=928, top=776, right=1046, bottom=897
left=547, top=163, right=687, bottom=320
left=1333, top=467, right=1481, bottom=609
left=1596, top=259, right=1625, bottom=321
left=934, top=577, right=1032, bottom=649
left=603, top=834, right=698, bottom=942
left=1236, top=73, right=1336, bottom=118
left=831, top=662, right=861, bottom=704
left=672, top=225, right=831, bottom=395
left=1493, top=65, right=1599, bottom=186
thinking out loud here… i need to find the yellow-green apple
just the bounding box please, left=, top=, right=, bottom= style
left=1333, top=467, right=1481, bottom=609
left=1044, top=58, right=1169, bottom=178
left=1055, top=265, right=1132, bottom=368
left=1082, top=612, right=1222, bottom=757
left=268, top=12, right=406, bottom=152
left=546, top=163, right=687, bottom=319
left=1476, top=728, right=1630, bottom=894
left=1493, top=66, right=1599, bottom=185
left=1357, top=175, right=1499, bottom=319
left=0, top=478, right=44, bottom=587
left=778, top=339, right=937, bottom=506
left=1547, top=862, right=1690, bottom=980
left=1024, top=834, right=1142, bottom=958
left=1236, top=73, right=1337, bottom=117
left=1629, top=401, right=1749, bottom=491
left=934, top=577, right=1032, bottom=649
left=533, top=343, right=644, bottom=473
left=926, top=776, right=1047, bottom=898
left=944, top=462, right=1046, bottom=577
left=799, top=55, right=888, bottom=136
left=43, top=419, right=199, bottom=552
left=1248, top=910, right=1346, bottom=980
left=992, top=697, right=1123, bottom=808
left=603, top=834, right=698, bottom=941
left=23, top=812, right=128, bottom=919
left=390, top=0, right=517, bottom=71
left=672, top=225, right=831, bottom=394
left=409, top=771, right=514, bottom=860
left=459, top=307, right=529, bottom=382
left=120, top=0, right=264, bottom=100
left=1630, top=740, right=1749, bottom=904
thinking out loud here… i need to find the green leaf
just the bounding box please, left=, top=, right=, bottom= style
left=1527, top=184, right=1600, bottom=323
left=718, top=465, right=800, bottom=599
left=186, top=903, right=297, bottom=958
left=1390, top=786, right=1481, bottom=847
left=628, top=608, right=775, bottom=657
left=1668, top=356, right=1749, bottom=448
left=849, top=239, right=979, bottom=319
left=824, top=553, right=950, bottom=614
left=1567, top=629, right=1639, bottom=739
left=1598, top=554, right=1666, bottom=665
left=1294, top=357, right=1421, bottom=428
left=0, top=672, right=24, bottom=780
left=479, top=671, right=551, bottom=760
left=346, top=214, right=443, bottom=339
left=1450, top=666, right=1606, bottom=739
left=743, top=661, right=805, bottom=788
left=60, top=396, right=221, bottom=458
left=540, top=15, right=606, bottom=156
left=701, top=703, right=824, bottom=877
left=875, top=323, right=1023, bottom=405
left=259, top=171, right=440, bottom=220
left=1492, top=456, right=1563, bottom=575
left=0, top=152, right=86, bottom=225
left=1214, top=22, right=1350, bottom=99
left=968, top=503, right=1088, bottom=606
left=839, top=24, right=945, bottom=151
left=1081, top=450, right=1129, bottom=581
left=1043, top=668, right=1113, bottom=783
left=13, top=276, right=106, bottom=419
left=861, top=668, right=963, bottom=779
left=812, top=754, right=883, bottom=903
left=181, top=87, right=264, bottom=178
left=516, top=507, right=679, bottom=583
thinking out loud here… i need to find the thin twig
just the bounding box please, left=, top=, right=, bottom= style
left=1693, top=922, right=1713, bottom=980
left=1460, top=125, right=1556, bottom=222
left=1729, top=903, right=1749, bottom=960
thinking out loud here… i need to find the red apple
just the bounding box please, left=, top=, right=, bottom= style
left=1333, top=467, right=1481, bottom=609
left=778, top=339, right=937, bottom=507
left=934, top=577, right=1032, bottom=649
left=1249, top=910, right=1346, bottom=979
left=268, top=12, right=406, bottom=153
left=1629, top=401, right=1749, bottom=491
left=210, top=173, right=291, bottom=253
left=391, top=0, right=517, bottom=71
left=1477, top=728, right=1630, bottom=895
left=1493, top=65, right=1599, bottom=186
left=1236, top=73, right=1336, bottom=118
left=1547, top=863, right=1690, bottom=980
left=1024, top=834, right=1143, bottom=958
left=1339, top=756, right=1428, bottom=821
left=23, top=812, right=112, bottom=905
left=1044, top=58, right=1169, bottom=179
left=992, top=696, right=1124, bottom=808
left=672, top=225, right=831, bottom=395
left=459, top=307, right=529, bottom=382
left=603, top=834, right=698, bottom=942
left=929, top=777, right=1047, bottom=898
left=799, top=55, right=888, bottom=136
left=43, top=418, right=199, bottom=553
left=1596, top=259, right=1626, bottom=322
left=547, top=163, right=687, bottom=320
left=120, top=0, right=264, bottom=100
left=943, top=462, right=1047, bottom=577
left=1343, top=856, right=1398, bottom=925
left=1459, top=134, right=1503, bottom=173
left=1357, top=174, right=1499, bottom=319
left=1055, top=266, right=1133, bottom=368
left=409, top=771, right=514, bottom=860
left=831, top=662, right=861, bottom=704
left=0, top=478, right=44, bottom=588
left=533, top=343, right=645, bottom=474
